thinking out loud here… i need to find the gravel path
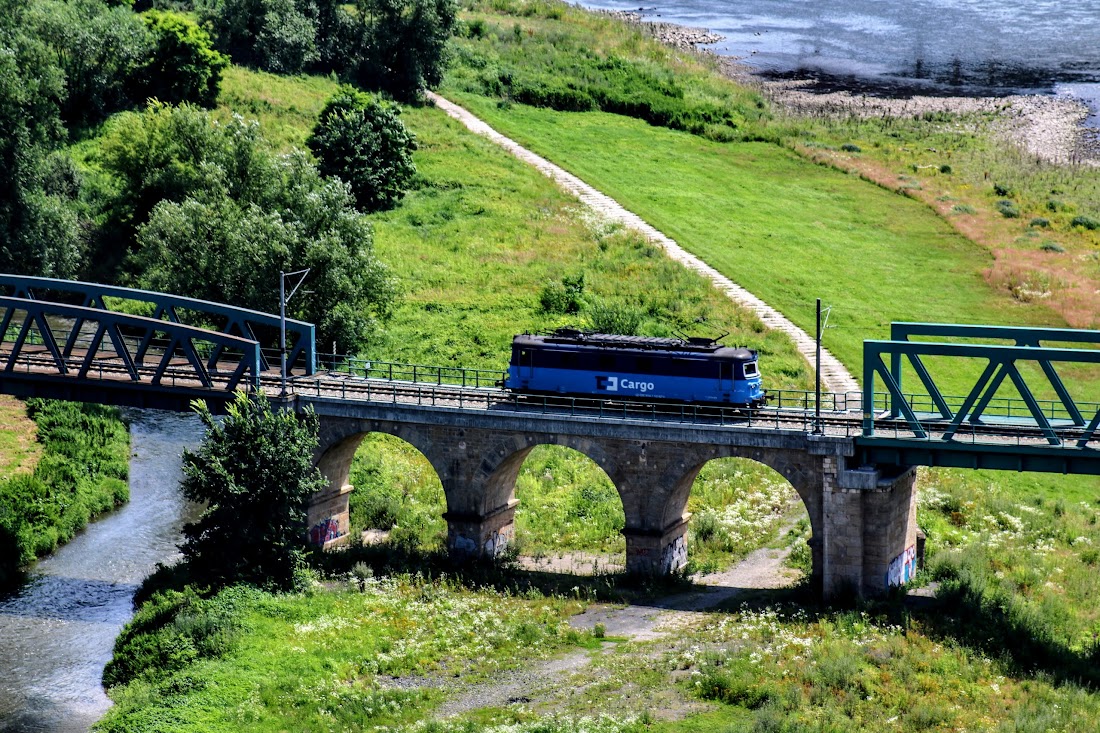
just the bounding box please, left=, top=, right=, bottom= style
left=434, top=536, right=801, bottom=717
left=426, top=92, right=861, bottom=395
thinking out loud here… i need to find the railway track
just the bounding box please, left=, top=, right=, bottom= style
left=4, top=346, right=1095, bottom=449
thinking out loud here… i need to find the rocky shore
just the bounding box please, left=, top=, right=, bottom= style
left=600, top=9, right=1100, bottom=166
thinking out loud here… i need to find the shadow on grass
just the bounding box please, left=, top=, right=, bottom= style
left=895, top=579, right=1100, bottom=690
left=306, top=541, right=814, bottom=612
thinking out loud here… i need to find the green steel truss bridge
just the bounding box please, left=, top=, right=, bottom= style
left=2, top=275, right=1099, bottom=476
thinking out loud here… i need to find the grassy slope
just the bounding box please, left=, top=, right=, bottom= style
left=0, top=396, right=38, bottom=476
left=441, top=97, right=1063, bottom=395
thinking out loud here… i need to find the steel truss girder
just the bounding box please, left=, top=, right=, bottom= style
left=864, top=331, right=1100, bottom=449
left=0, top=297, right=261, bottom=394
left=0, top=273, right=315, bottom=375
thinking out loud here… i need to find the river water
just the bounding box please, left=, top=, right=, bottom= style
left=580, top=0, right=1100, bottom=121
left=0, top=410, right=203, bottom=732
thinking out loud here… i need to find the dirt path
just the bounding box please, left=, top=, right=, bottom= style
left=426, top=92, right=861, bottom=396
left=434, top=526, right=801, bottom=717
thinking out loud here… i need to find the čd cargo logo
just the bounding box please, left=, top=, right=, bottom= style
left=595, top=376, right=655, bottom=393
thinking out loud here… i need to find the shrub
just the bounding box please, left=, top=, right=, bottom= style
left=840, top=143, right=861, bottom=152
left=993, top=183, right=1014, bottom=197
left=996, top=199, right=1020, bottom=218
left=538, top=273, right=585, bottom=314
left=140, top=10, right=229, bottom=108
left=951, top=204, right=976, bottom=215
left=939, top=164, right=952, bottom=174
left=307, top=86, right=417, bottom=212
left=180, top=394, right=329, bottom=590
left=586, top=298, right=642, bottom=335
left=0, top=400, right=129, bottom=584
left=1029, top=217, right=1050, bottom=228
left=1040, top=241, right=1065, bottom=253
left=1070, top=215, right=1099, bottom=230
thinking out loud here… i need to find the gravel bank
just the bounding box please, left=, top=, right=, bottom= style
left=603, top=9, right=1100, bottom=166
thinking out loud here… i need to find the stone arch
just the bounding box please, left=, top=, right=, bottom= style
left=310, top=417, right=453, bottom=549
left=477, top=434, right=622, bottom=520
left=622, top=445, right=824, bottom=581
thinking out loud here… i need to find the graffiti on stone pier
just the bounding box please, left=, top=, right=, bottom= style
left=309, top=517, right=343, bottom=545
left=886, top=544, right=917, bottom=587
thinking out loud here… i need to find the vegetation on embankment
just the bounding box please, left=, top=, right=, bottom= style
left=0, top=399, right=129, bottom=587
left=447, top=0, right=1100, bottom=334
left=94, top=1, right=1100, bottom=729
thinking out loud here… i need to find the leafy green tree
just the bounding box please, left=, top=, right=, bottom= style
left=25, top=0, right=153, bottom=124
left=180, top=394, right=328, bottom=590
left=140, top=10, right=229, bottom=107
left=102, top=102, right=395, bottom=351
left=201, top=0, right=319, bottom=74
left=0, top=0, right=84, bottom=278
left=307, top=86, right=416, bottom=212
left=354, top=0, right=457, bottom=100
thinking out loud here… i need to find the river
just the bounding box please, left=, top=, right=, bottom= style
left=0, top=410, right=203, bottom=733
left=580, top=0, right=1100, bottom=123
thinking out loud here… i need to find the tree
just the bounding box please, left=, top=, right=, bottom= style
left=355, top=0, right=457, bottom=100
left=201, top=0, right=319, bottom=74
left=25, top=0, right=153, bottom=124
left=140, top=10, right=229, bottom=108
left=0, top=1, right=84, bottom=278
left=307, top=85, right=416, bottom=212
left=180, top=394, right=328, bottom=590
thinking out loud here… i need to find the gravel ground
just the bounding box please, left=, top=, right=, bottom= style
left=412, top=523, right=803, bottom=719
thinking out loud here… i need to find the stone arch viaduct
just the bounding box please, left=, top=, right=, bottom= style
left=301, top=395, right=918, bottom=600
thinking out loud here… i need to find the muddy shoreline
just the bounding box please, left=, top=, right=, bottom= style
left=601, top=9, right=1100, bottom=166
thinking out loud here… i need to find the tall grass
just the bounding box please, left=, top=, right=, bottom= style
left=0, top=399, right=129, bottom=587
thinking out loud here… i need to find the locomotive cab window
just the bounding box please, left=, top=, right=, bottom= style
left=744, top=362, right=759, bottom=377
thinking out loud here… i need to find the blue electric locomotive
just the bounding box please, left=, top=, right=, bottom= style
left=503, top=330, right=767, bottom=407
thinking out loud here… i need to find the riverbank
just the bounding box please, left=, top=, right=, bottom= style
left=602, top=9, right=1100, bottom=166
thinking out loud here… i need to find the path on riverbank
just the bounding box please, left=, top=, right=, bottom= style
left=426, top=92, right=861, bottom=395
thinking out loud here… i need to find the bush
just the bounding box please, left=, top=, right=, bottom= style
left=307, top=86, right=417, bottom=212
left=1040, top=241, right=1065, bottom=253
left=586, top=298, right=642, bottom=334
left=939, top=164, right=952, bottom=174
left=538, top=273, right=585, bottom=314
left=1029, top=217, right=1050, bottom=228
left=0, top=400, right=129, bottom=585
left=840, top=143, right=861, bottom=152
left=993, top=183, right=1015, bottom=197
left=140, top=10, right=229, bottom=107
left=180, top=394, right=329, bottom=590
left=995, top=199, right=1020, bottom=218
left=1070, top=215, right=1099, bottom=230
left=951, top=204, right=976, bottom=215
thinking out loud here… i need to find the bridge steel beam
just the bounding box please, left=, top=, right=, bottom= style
left=299, top=395, right=920, bottom=600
